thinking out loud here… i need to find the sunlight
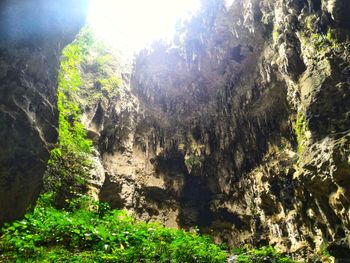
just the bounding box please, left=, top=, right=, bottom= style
left=87, top=0, right=200, bottom=53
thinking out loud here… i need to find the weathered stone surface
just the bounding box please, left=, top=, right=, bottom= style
left=0, top=0, right=90, bottom=223
left=322, top=0, right=350, bottom=28
left=75, top=0, right=350, bottom=261
left=3, top=0, right=345, bottom=261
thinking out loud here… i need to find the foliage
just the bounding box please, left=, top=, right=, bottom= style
left=95, top=54, right=113, bottom=75
left=45, top=151, right=93, bottom=207
left=184, top=154, right=202, bottom=173
left=305, top=15, right=317, bottom=32
left=44, top=26, right=122, bottom=204
left=231, top=246, right=296, bottom=263
left=97, top=75, right=121, bottom=97
left=318, top=242, right=333, bottom=261
left=73, top=28, right=121, bottom=106
left=300, top=14, right=339, bottom=54
left=0, top=194, right=228, bottom=263
left=325, top=29, right=338, bottom=49
left=295, top=111, right=307, bottom=156
left=57, top=41, right=92, bottom=154
left=44, top=28, right=94, bottom=206
left=272, top=25, right=280, bottom=42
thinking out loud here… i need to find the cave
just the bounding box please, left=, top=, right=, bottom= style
left=0, top=0, right=350, bottom=261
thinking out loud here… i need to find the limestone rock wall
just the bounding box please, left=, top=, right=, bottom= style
left=85, top=0, right=350, bottom=261
left=0, top=0, right=90, bottom=223
left=3, top=0, right=347, bottom=261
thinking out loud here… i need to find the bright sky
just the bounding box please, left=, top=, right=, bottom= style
left=87, top=0, right=200, bottom=53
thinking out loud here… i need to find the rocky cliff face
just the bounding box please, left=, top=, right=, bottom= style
left=0, top=0, right=90, bottom=223
left=79, top=0, right=350, bottom=261
left=1, top=0, right=349, bottom=261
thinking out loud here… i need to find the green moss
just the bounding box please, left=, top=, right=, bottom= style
left=325, top=28, right=338, bottom=49
left=295, top=111, right=308, bottom=156
left=249, top=194, right=258, bottom=217
left=97, top=75, right=121, bottom=97
left=305, top=15, right=317, bottom=32
left=308, top=31, right=336, bottom=53
left=184, top=154, right=202, bottom=172
left=95, top=54, right=113, bottom=74
left=72, top=28, right=121, bottom=106
left=318, top=242, right=331, bottom=257
left=272, top=25, right=280, bottom=42
left=301, top=14, right=339, bottom=54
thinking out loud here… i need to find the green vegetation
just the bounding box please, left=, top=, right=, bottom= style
left=300, top=14, right=339, bottom=54
left=0, top=27, right=299, bottom=263
left=94, top=51, right=121, bottom=96
left=319, top=242, right=331, bottom=257
left=309, top=242, right=334, bottom=262
left=0, top=194, right=298, bottom=262
left=295, top=111, right=308, bottom=156
left=325, top=28, right=338, bottom=49
left=67, top=26, right=121, bottom=102
left=272, top=25, right=280, bottom=42
left=231, top=246, right=296, bottom=263
left=45, top=26, right=122, bottom=206
left=56, top=29, right=93, bottom=154
left=44, top=28, right=93, bottom=206
left=78, top=32, right=121, bottom=105
left=1, top=26, right=228, bottom=262
left=44, top=28, right=94, bottom=206
left=0, top=194, right=228, bottom=262
left=97, top=75, right=121, bottom=97
left=305, top=15, right=317, bottom=32
left=307, top=31, right=335, bottom=53
left=184, top=154, right=202, bottom=172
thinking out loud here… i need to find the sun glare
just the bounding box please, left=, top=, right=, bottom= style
left=87, top=0, right=200, bottom=54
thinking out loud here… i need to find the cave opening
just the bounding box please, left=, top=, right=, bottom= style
left=1, top=0, right=350, bottom=261
left=87, top=0, right=200, bottom=53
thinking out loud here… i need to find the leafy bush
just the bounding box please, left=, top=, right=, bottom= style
left=0, top=194, right=228, bottom=262
left=45, top=150, right=93, bottom=207
left=231, top=246, right=296, bottom=263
